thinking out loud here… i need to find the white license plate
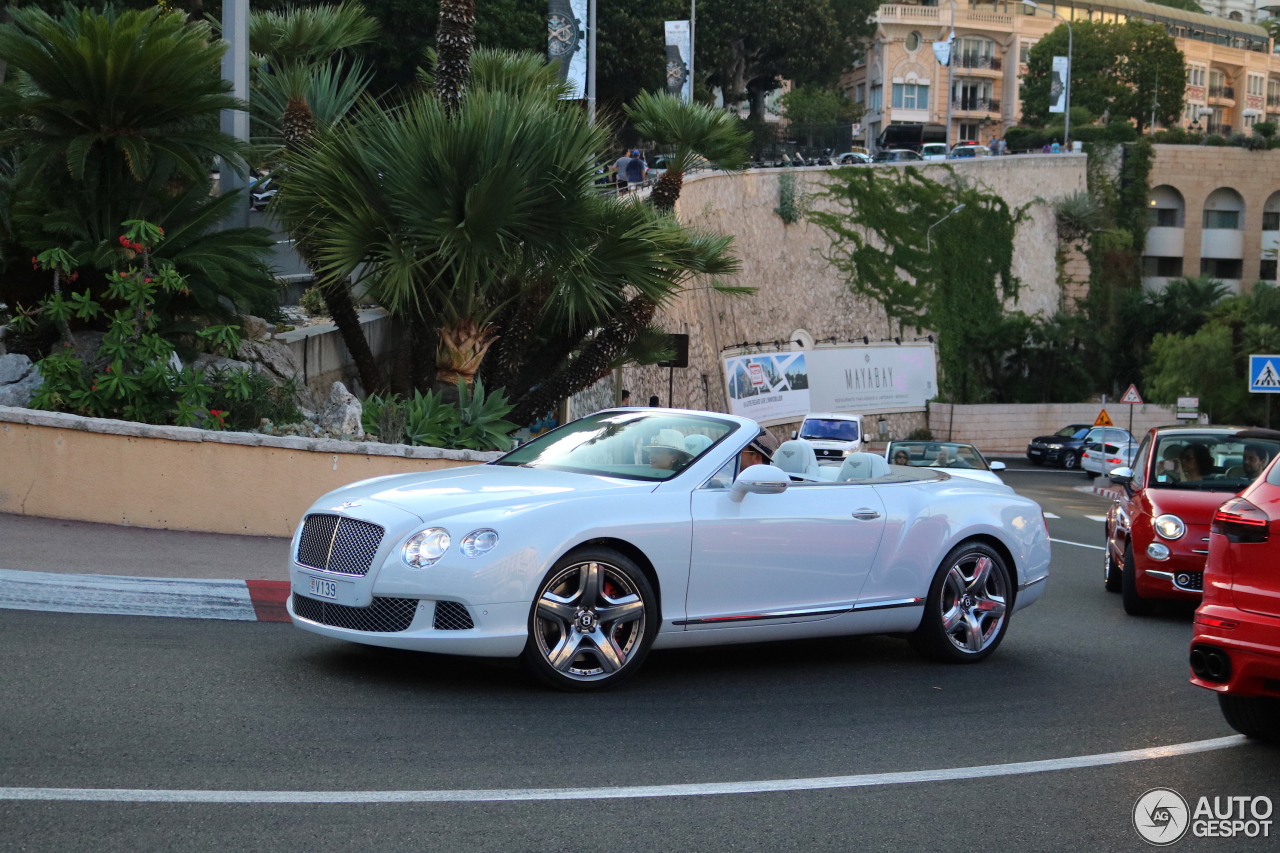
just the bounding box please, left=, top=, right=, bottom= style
left=309, top=577, right=339, bottom=600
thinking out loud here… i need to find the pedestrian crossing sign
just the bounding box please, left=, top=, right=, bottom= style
left=1094, top=409, right=1113, bottom=427
left=1249, top=354, right=1280, bottom=393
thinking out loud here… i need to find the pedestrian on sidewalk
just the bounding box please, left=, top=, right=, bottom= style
left=626, top=149, right=648, bottom=192
left=613, top=149, right=632, bottom=193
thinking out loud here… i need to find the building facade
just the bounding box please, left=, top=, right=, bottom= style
left=844, top=0, right=1280, bottom=148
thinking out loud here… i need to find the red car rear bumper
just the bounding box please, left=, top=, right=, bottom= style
left=1191, top=603, right=1280, bottom=698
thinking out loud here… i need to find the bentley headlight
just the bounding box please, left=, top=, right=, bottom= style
left=1153, top=514, right=1186, bottom=540
left=403, top=527, right=450, bottom=568
left=460, top=528, right=499, bottom=558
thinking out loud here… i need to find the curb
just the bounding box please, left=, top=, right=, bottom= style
left=0, top=569, right=291, bottom=622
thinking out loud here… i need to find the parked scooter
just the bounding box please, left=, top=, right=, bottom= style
left=249, top=171, right=276, bottom=211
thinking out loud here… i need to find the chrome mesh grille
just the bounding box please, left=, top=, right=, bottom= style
left=433, top=600, right=475, bottom=631
left=296, top=514, right=385, bottom=576
left=292, top=594, right=418, bottom=633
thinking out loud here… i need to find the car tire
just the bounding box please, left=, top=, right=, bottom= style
left=522, top=547, right=658, bottom=692
left=1121, top=542, right=1156, bottom=616
left=1062, top=452, right=1079, bottom=470
left=909, top=541, right=1012, bottom=664
left=1103, top=546, right=1122, bottom=593
left=1218, top=694, right=1280, bottom=743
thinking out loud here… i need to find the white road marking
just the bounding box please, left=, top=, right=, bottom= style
left=0, top=736, right=1246, bottom=803
left=0, top=569, right=256, bottom=621
left=1049, top=538, right=1106, bottom=551
left=1085, top=515, right=1109, bottom=522
left=1043, top=512, right=1060, bottom=519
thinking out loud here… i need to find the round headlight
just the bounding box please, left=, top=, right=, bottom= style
left=403, top=527, right=450, bottom=568
left=460, top=528, right=499, bottom=558
left=1147, top=542, right=1171, bottom=561
left=1153, top=514, right=1186, bottom=540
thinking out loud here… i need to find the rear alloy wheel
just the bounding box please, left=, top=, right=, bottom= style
left=1121, top=542, right=1156, bottom=616
left=910, top=542, right=1011, bottom=664
left=1062, top=452, right=1078, bottom=470
left=1218, top=694, right=1280, bottom=743
left=522, top=548, right=657, bottom=692
left=1103, top=547, right=1122, bottom=593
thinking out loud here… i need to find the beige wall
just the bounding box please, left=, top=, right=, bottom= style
left=618, top=156, right=1087, bottom=423
left=0, top=408, right=493, bottom=537
left=929, top=402, right=1177, bottom=453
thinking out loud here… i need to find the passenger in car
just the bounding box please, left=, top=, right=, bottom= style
left=893, top=449, right=911, bottom=466
left=1179, top=444, right=1213, bottom=482
left=1243, top=443, right=1272, bottom=480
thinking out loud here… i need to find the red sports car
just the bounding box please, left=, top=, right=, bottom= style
left=1104, top=426, right=1280, bottom=616
left=1190, top=453, right=1280, bottom=742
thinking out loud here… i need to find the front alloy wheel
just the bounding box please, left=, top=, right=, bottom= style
left=523, top=548, right=657, bottom=691
left=1062, top=452, right=1078, bottom=470
left=910, top=542, right=1011, bottom=663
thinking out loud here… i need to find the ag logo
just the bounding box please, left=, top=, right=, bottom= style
left=1134, top=788, right=1190, bottom=845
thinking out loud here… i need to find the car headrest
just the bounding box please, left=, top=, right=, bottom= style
left=684, top=434, right=713, bottom=455
left=772, top=439, right=820, bottom=479
left=836, top=452, right=892, bottom=482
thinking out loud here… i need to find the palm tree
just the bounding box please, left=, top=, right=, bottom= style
left=435, top=0, right=477, bottom=114
left=625, top=91, right=751, bottom=211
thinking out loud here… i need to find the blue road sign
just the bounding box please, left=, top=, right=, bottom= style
left=1249, top=354, right=1280, bottom=393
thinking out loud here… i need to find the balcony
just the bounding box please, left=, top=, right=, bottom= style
left=1206, top=122, right=1233, bottom=135
left=952, top=97, right=1001, bottom=113
left=954, top=54, right=1002, bottom=71
left=1267, top=95, right=1280, bottom=109
left=1209, top=85, right=1236, bottom=101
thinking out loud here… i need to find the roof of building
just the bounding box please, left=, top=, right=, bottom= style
left=1054, top=0, right=1268, bottom=40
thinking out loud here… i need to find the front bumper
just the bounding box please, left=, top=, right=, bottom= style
left=1191, top=603, right=1280, bottom=697
left=1026, top=444, right=1063, bottom=464
left=1133, top=537, right=1208, bottom=601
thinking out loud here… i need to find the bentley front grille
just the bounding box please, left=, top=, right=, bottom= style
left=433, top=600, right=475, bottom=631
left=296, top=514, right=385, bottom=576
left=292, top=594, right=418, bottom=633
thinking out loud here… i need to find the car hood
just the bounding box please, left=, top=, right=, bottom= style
left=1146, top=488, right=1236, bottom=523
left=1030, top=435, right=1071, bottom=444
left=320, top=465, right=657, bottom=522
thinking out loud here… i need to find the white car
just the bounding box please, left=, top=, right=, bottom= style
left=1082, top=434, right=1139, bottom=479
left=288, top=408, right=1050, bottom=691
left=885, top=440, right=1008, bottom=487
left=921, top=143, right=949, bottom=161
left=793, top=412, right=865, bottom=464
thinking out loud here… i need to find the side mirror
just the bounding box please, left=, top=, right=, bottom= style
left=1109, top=466, right=1133, bottom=486
left=989, top=461, right=1007, bottom=471
left=729, top=464, right=790, bottom=502
left=791, top=430, right=798, bottom=440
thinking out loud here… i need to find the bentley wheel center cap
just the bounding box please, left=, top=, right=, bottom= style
left=962, top=595, right=974, bottom=610
left=576, top=610, right=598, bottom=631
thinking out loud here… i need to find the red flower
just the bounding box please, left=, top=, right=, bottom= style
left=68, top=272, right=79, bottom=282
left=157, top=227, right=164, bottom=236
left=105, top=365, right=112, bottom=373
left=118, top=236, right=129, bottom=247
left=144, top=278, right=152, bottom=283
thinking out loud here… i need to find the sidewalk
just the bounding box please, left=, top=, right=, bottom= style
left=0, top=512, right=292, bottom=622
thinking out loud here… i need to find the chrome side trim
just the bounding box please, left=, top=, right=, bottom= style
left=672, top=604, right=851, bottom=626
left=850, top=597, right=925, bottom=612
left=1147, top=570, right=1174, bottom=580
left=1017, top=574, right=1049, bottom=592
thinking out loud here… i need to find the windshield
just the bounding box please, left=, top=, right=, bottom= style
left=1148, top=433, right=1280, bottom=491
left=494, top=411, right=737, bottom=481
left=800, top=418, right=859, bottom=442
left=888, top=441, right=990, bottom=471
left=1055, top=425, right=1088, bottom=438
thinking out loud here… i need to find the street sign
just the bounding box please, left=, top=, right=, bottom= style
left=1120, top=384, right=1143, bottom=405
left=1249, top=354, right=1280, bottom=393
left=1176, top=397, right=1199, bottom=420
left=1094, top=409, right=1113, bottom=427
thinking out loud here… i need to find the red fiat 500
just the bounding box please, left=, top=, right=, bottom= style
left=1190, top=454, right=1280, bottom=743
left=1104, top=427, right=1280, bottom=616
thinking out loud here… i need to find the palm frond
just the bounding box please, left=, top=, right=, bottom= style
left=248, top=2, right=379, bottom=67
left=625, top=91, right=751, bottom=175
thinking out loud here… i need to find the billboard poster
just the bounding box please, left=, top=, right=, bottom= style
left=1049, top=56, right=1069, bottom=113
left=664, top=20, right=692, bottom=102
left=723, top=343, right=937, bottom=425
left=548, top=0, right=588, bottom=98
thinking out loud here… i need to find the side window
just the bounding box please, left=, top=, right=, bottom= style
left=1131, top=436, right=1151, bottom=487
left=703, top=458, right=738, bottom=489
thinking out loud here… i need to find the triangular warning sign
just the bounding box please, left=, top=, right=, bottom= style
left=1256, top=360, right=1280, bottom=388
left=1094, top=409, right=1113, bottom=427
left=1120, top=384, right=1143, bottom=405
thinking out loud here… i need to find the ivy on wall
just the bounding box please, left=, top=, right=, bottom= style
left=774, top=170, right=802, bottom=225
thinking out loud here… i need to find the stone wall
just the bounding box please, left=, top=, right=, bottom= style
left=276, top=308, right=399, bottom=399
left=928, top=402, right=1176, bottom=454
left=616, top=155, right=1088, bottom=431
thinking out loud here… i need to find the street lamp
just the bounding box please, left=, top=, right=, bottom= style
left=926, top=204, right=966, bottom=252
left=1021, top=0, right=1073, bottom=151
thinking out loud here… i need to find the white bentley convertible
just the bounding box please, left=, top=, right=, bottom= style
left=288, top=409, right=1051, bottom=690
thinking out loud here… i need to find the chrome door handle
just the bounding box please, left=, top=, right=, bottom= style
left=852, top=509, right=881, bottom=520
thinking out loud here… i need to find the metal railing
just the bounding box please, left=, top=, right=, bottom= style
left=954, top=53, right=1002, bottom=70
left=1206, top=122, right=1233, bottom=135
left=1267, top=94, right=1280, bottom=108
left=952, top=97, right=1001, bottom=113
left=1208, top=85, right=1235, bottom=99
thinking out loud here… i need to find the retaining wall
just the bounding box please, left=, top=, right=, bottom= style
left=276, top=308, right=400, bottom=398
left=0, top=407, right=497, bottom=538
left=927, top=402, right=1177, bottom=454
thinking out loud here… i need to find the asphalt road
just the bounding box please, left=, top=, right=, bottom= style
left=2, top=466, right=1277, bottom=852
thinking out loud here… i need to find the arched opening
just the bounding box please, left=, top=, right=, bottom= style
left=1201, top=188, right=1245, bottom=284
left=1263, top=191, right=1280, bottom=282
left=1142, top=185, right=1186, bottom=285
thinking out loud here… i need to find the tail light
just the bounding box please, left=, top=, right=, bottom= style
left=1212, top=497, right=1270, bottom=544
left=1106, top=457, right=1122, bottom=464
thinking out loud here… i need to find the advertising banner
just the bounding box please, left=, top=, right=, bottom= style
left=723, top=343, right=938, bottom=425
left=1049, top=55, right=1069, bottom=113
left=664, top=20, right=692, bottom=102
left=548, top=0, right=588, bottom=98
left=932, top=31, right=954, bottom=67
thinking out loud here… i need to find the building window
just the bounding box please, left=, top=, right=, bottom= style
left=1203, top=209, right=1240, bottom=229
left=1143, top=257, right=1184, bottom=277
left=1262, top=260, right=1278, bottom=280
left=892, top=83, right=929, bottom=110
left=854, top=84, right=865, bottom=104
left=959, top=122, right=980, bottom=141
left=869, top=85, right=882, bottom=112
left=905, top=31, right=922, bottom=52
left=1019, top=43, right=1030, bottom=65
left=1148, top=208, right=1180, bottom=227
left=1264, top=212, right=1280, bottom=231
left=1201, top=258, right=1243, bottom=278
left=1249, top=75, right=1265, bottom=96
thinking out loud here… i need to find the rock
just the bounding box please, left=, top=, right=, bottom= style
left=192, top=353, right=255, bottom=375
left=0, top=353, right=32, bottom=385
left=319, top=381, right=363, bottom=437
left=0, top=364, right=42, bottom=407
left=236, top=339, right=300, bottom=383
left=239, top=315, right=271, bottom=342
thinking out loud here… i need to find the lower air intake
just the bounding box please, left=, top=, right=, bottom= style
left=292, top=594, right=418, bottom=633
left=433, top=600, right=475, bottom=630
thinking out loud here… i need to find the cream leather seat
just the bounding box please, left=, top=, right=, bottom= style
left=772, top=439, right=822, bottom=482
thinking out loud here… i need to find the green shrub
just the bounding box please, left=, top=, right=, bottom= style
left=1254, top=121, right=1276, bottom=140
left=299, top=285, right=328, bottom=317
left=362, top=379, right=516, bottom=450
left=906, top=427, right=933, bottom=440
left=205, top=369, right=302, bottom=431
left=1003, top=127, right=1044, bottom=152
left=1204, top=134, right=1228, bottom=147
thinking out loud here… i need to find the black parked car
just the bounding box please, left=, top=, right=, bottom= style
left=1025, top=424, right=1094, bottom=469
